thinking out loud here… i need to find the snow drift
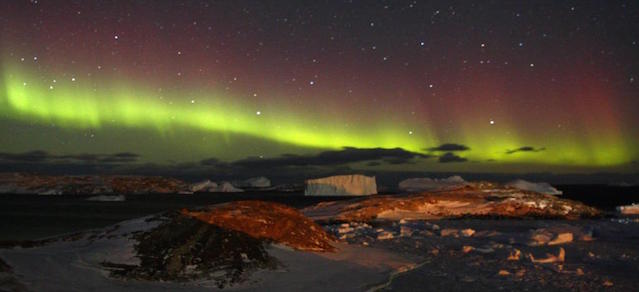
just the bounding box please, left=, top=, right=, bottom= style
left=305, top=175, right=377, bottom=196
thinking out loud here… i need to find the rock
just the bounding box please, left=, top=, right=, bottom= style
left=182, top=201, right=334, bottom=251
left=473, top=230, right=500, bottom=237
left=400, top=226, right=414, bottom=237
left=0, top=173, right=189, bottom=194
left=304, top=174, right=377, bottom=196
left=462, top=246, right=474, bottom=253
left=603, top=280, right=614, bottom=287
left=528, top=229, right=554, bottom=246
left=398, top=176, right=467, bottom=192
left=617, top=203, right=639, bottom=215
left=233, top=176, right=271, bottom=189
left=377, top=231, right=394, bottom=240
left=440, top=229, right=459, bottom=237
left=548, top=233, right=574, bottom=245
left=529, top=247, right=565, bottom=264
left=337, top=223, right=354, bottom=234
left=498, top=270, right=510, bottom=276
left=475, top=247, right=495, bottom=253
left=461, top=228, right=475, bottom=237
left=506, top=179, right=563, bottom=195
left=508, top=249, right=521, bottom=261
left=302, top=184, right=599, bottom=222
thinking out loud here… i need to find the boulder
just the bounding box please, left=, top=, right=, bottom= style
left=617, top=204, right=639, bottom=215
left=548, top=233, right=574, bottom=245
left=529, top=247, right=565, bottom=264
left=304, top=174, right=377, bottom=196
left=398, top=176, right=467, bottom=192
left=506, top=179, right=563, bottom=195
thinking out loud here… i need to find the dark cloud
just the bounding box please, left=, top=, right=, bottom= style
left=366, top=161, right=382, bottom=167
left=426, top=143, right=470, bottom=152
left=506, top=146, right=546, bottom=155
left=98, top=152, right=140, bottom=163
left=0, top=150, right=140, bottom=164
left=438, top=152, right=468, bottom=163
left=0, top=150, right=50, bottom=162
left=200, top=157, right=223, bottom=166
left=230, top=147, right=432, bottom=168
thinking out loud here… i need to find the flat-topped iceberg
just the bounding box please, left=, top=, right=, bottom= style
left=305, top=174, right=377, bottom=196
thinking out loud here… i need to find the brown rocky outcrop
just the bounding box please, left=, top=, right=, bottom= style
left=0, top=173, right=188, bottom=194
left=302, top=185, right=600, bottom=222
left=182, top=201, right=335, bottom=252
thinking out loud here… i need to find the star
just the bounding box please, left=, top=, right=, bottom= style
left=489, top=120, right=495, bottom=125
left=256, top=111, right=261, bottom=115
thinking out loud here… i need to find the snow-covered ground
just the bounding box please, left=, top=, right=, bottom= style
left=0, top=216, right=415, bottom=291
left=2, top=187, right=639, bottom=291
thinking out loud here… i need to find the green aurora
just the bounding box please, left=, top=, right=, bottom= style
left=2, top=63, right=637, bottom=169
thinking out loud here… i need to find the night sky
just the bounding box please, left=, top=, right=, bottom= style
left=1, top=1, right=638, bottom=177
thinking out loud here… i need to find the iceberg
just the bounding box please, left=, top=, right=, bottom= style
left=190, top=180, right=218, bottom=193
left=232, top=176, right=271, bottom=189
left=190, top=180, right=243, bottom=193
left=506, top=179, right=563, bottom=195
left=305, top=175, right=377, bottom=196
